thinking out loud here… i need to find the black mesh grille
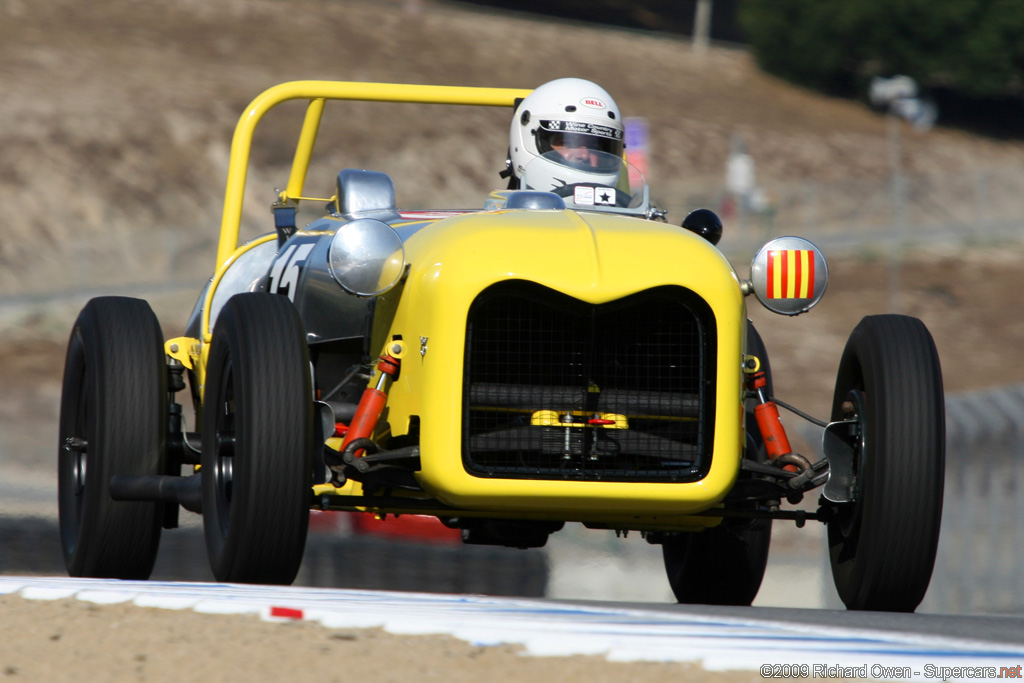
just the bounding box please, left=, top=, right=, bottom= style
left=463, top=282, right=716, bottom=482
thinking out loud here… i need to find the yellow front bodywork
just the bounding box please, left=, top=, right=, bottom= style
left=377, top=208, right=747, bottom=524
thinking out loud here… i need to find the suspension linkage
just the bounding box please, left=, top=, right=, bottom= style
left=743, top=355, right=829, bottom=492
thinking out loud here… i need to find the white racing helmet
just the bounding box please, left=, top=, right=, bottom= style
left=508, top=78, right=625, bottom=192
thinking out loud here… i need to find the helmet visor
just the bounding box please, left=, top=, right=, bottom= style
left=535, top=120, right=624, bottom=173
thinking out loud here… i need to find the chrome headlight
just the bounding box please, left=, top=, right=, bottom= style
left=327, top=218, right=405, bottom=297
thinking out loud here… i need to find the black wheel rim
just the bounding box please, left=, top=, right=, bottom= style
left=70, top=381, right=89, bottom=520
left=833, top=389, right=867, bottom=540
left=212, top=357, right=237, bottom=536
left=59, top=340, right=90, bottom=556
left=827, top=389, right=868, bottom=565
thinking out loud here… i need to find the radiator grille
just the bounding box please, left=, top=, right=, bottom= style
left=463, top=282, right=716, bottom=482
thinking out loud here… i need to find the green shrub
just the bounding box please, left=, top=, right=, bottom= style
left=739, top=0, right=1024, bottom=99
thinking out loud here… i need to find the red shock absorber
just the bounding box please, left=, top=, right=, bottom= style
left=745, top=361, right=796, bottom=468
left=340, top=354, right=401, bottom=457
left=754, top=401, right=793, bottom=459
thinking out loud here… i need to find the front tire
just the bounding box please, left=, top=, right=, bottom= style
left=201, top=293, right=314, bottom=584
left=826, top=314, right=944, bottom=612
left=58, top=297, right=166, bottom=579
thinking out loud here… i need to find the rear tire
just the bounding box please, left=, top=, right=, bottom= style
left=662, top=517, right=772, bottom=606
left=58, top=297, right=166, bottom=579
left=201, top=293, right=313, bottom=584
left=827, top=314, right=944, bottom=612
left=661, top=321, right=772, bottom=606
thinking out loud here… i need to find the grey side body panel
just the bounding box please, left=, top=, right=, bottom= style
left=283, top=226, right=374, bottom=344
left=185, top=169, right=438, bottom=344
left=184, top=225, right=373, bottom=345
left=185, top=222, right=434, bottom=345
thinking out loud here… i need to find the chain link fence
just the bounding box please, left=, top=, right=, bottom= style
left=694, top=161, right=1024, bottom=258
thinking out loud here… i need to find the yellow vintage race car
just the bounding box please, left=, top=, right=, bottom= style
left=57, top=81, right=945, bottom=612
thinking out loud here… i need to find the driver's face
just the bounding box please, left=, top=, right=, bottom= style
left=551, top=142, right=600, bottom=168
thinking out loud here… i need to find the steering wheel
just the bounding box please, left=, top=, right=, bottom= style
left=551, top=184, right=633, bottom=208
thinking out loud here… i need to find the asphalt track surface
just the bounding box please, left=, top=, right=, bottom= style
left=2, top=576, right=1024, bottom=679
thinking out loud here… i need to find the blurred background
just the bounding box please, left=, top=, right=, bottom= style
left=3, top=0, right=1024, bottom=613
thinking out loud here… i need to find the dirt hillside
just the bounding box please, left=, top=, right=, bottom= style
left=4, top=0, right=1024, bottom=287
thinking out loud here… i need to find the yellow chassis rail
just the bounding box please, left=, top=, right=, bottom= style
left=215, top=80, right=532, bottom=272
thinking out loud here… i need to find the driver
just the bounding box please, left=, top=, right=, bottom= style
left=504, top=78, right=625, bottom=193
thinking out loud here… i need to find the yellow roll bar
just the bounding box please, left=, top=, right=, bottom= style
left=216, top=80, right=533, bottom=270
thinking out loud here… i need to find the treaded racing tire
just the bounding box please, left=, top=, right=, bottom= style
left=662, top=322, right=773, bottom=606
left=58, top=296, right=166, bottom=579
left=202, top=293, right=313, bottom=584
left=827, top=314, right=945, bottom=612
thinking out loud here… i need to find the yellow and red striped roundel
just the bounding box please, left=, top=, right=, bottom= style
left=766, top=249, right=815, bottom=299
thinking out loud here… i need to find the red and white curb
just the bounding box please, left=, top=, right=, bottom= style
left=2, top=576, right=1022, bottom=678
